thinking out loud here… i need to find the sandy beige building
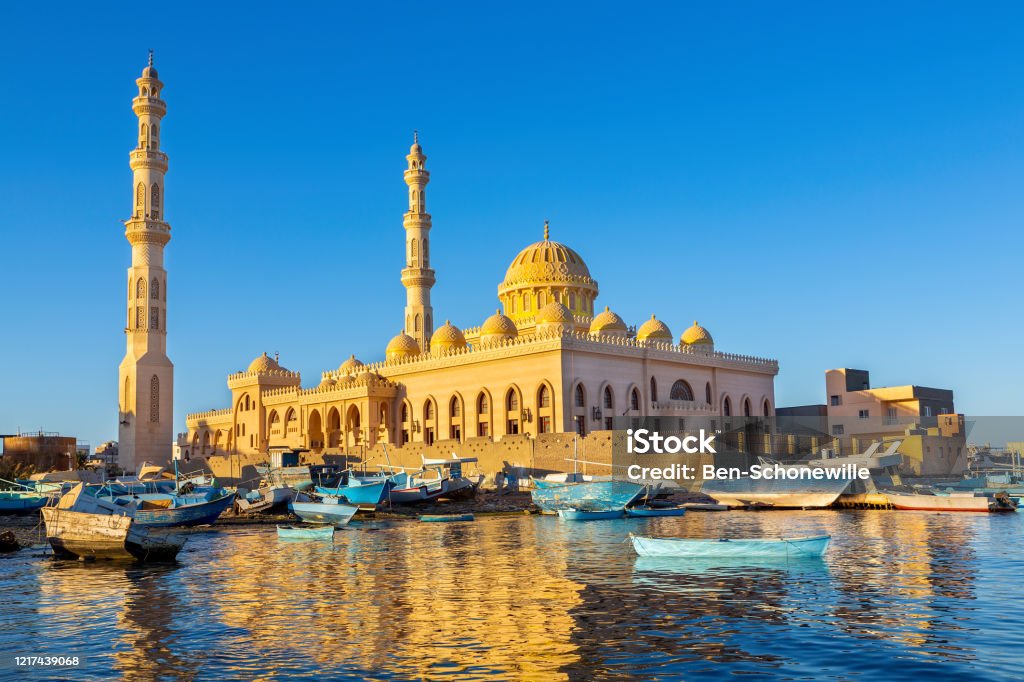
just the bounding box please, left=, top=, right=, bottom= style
left=183, top=137, right=778, bottom=473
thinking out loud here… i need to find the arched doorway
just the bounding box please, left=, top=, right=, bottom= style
left=346, top=405, right=362, bottom=450
left=327, top=407, right=341, bottom=448
left=308, top=409, right=323, bottom=451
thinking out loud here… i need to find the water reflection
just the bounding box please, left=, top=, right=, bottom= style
left=2, top=511, right=1022, bottom=680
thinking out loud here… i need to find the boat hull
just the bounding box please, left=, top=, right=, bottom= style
left=885, top=493, right=1005, bottom=512
left=419, top=514, right=475, bottom=523
left=531, top=480, right=646, bottom=513
left=701, top=476, right=851, bottom=509
left=558, top=509, right=625, bottom=520
left=631, top=534, right=831, bottom=559
left=132, top=492, right=236, bottom=527
left=0, top=493, right=49, bottom=514
left=41, top=507, right=185, bottom=562
left=288, top=500, right=359, bottom=527
left=315, top=479, right=391, bottom=505
left=276, top=525, right=334, bottom=540
left=626, top=506, right=687, bottom=518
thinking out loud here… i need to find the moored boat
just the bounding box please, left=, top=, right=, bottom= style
left=130, top=490, right=236, bottom=527
left=235, top=484, right=296, bottom=514
left=626, top=505, right=687, bottom=518
left=41, top=507, right=186, bottom=561
left=557, top=508, right=625, bottom=521
left=276, top=525, right=334, bottom=540
left=531, top=478, right=648, bottom=514
left=288, top=497, right=359, bottom=527
left=315, top=471, right=402, bottom=505
left=631, top=534, right=831, bottom=559
left=701, top=474, right=851, bottom=509
left=885, top=491, right=1016, bottom=512
left=389, top=457, right=482, bottom=504
left=0, top=490, right=50, bottom=514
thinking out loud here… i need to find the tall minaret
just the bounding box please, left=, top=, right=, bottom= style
left=401, top=132, right=435, bottom=351
left=117, top=52, right=174, bottom=472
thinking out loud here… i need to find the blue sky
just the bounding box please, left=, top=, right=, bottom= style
left=1, top=2, right=1021, bottom=449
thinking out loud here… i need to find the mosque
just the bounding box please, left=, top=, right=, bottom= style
left=111, top=58, right=778, bottom=471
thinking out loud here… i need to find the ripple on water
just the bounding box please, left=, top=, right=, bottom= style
left=2, top=511, right=1023, bottom=680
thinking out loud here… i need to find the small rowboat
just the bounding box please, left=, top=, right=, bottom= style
left=557, top=508, right=624, bottom=521
left=631, top=534, right=830, bottom=559
left=419, top=513, right=475, bottom=523
left=276, top=525, right=334, bottom=540
left=289, top=498, right=359, bottom=527
left=626, top=505, right=687, bottom=518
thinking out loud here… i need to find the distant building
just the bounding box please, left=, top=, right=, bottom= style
left=2, top=431, right=78, bottom=471
left=777, top=368, right=966, bottom=475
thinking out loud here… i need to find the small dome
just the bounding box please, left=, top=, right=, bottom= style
left=681, top=320, right=714, bottom=346
left=357, top=370, right=382, bottom=383
left=319, top=376, right=337, bottom=389
left=536, top=302, right=574, bottom=325
left=339, top=354, right=364, bottom=373
left=481, top=309, right=518, bottom=338
left=589, top=306, right=628, bottom=334
left=386, top=331, right=421, bottom=360
left=430, top=320, right=467, bottom=354
left=142, top=65, right=158, bottom=79
left=248, top=352, right=284, bottom=374
left=636, top=315, right=672, bottom=342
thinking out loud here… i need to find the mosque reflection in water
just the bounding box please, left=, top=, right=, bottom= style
left=17, top=511, right=1016, bottom=680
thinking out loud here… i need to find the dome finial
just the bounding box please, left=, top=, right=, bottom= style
left=148, top=49, right=154, bottom=67
left=544, top=220, right=549, bottom=240
left=413, top=129, right=418, bottom=144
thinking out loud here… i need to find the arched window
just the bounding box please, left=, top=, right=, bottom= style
left=151, top=184, right=161, bottom=218
left=149, top=375, right=159, bottom=422
left=151, top=278, right=160, bottom=300
left=650, top=377, right=658, bottom=403
left=401, top=403, right=409, bottom=422
left=414, top=314, right=421, bottom=332
left=410, top=239, right=419, bottom=266
left=136, top=278, right=146, bottom=299
left=506, top=389, right=519, bottom=412
left=763, top=399, right=771, bottom=416
left=568, top=292, right=576, bottom=310
left=744, top=398, right=752, bottom=417
left=478, top=392, right=489, bottom=413
left=424, top=400, right=435, bottom=421
left=538, top=291, right=547, bottom=307
left=135, top=182, right=145, bottom=211
left=670, top=380, right=694, bottom=401
left=150, top=306, right=159, bottom=330
left=724, top=397, right=732, bottom=417
left=630, top=389, right=640, bottom=411
left=539, top=385, right=551, bottom=408
left=575, top=383, right=585, bottom=408
left=423, top=238, right=429, bottom=265
left=450, top=396, right=461, bottom=417
left=705, top=382, right=712, bottom=405
left=603, top=386, right=613, bottom=409
left=523, top=293, right=531, bottom=311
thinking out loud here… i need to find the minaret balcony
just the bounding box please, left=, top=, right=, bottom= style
left=401, top=267, right=435, bottom=287
left=129, top=149, right=169, bottom=171
left=132, top=97, right=167, bottom=117
left=125, top=219, right=171, bottom=245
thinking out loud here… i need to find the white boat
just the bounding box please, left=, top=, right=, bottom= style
left=288, top=497, right=359, bottom=527
left=631, top=534, right=831, bottom=559
left=389, top=456, right=483, bottom=504
left=235, top=484, right=296, bottom=513
left=885, top=491, right=1016, bottom=512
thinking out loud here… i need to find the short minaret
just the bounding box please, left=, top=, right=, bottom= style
left=117, top=52, right=174, bottom=472
left=401, top=132, right=436, bottom=351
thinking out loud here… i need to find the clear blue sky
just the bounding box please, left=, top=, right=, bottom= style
left=1, top=2, right=1021, bottom=449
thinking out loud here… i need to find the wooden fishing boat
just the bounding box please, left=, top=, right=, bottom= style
left=276, top=525, right=334, bottom=540
left=315, top=471, right=405, bottom=505
left=884, top=491, right=1016, bottom=512
left=419, top=513, right=475, bottom=523
left=557, top=508, right=625, bottom=521
left=288, top=497, right=359, bottom=527
left=631, top=534, right=831, bottom=559
left=129, top=490, right=236, bottom=527
left=389, top=458, right=482, bottom=504
left=40, top=507, right=186, bottom=562
left=235, top=484, right=295, bottom=514
left=626, top=505, right=687, bottom=518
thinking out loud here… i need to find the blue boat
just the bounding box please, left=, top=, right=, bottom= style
left=0, top=491, right=49, bottom=514
left=626, top=505, right=687, bottom=518
left=531, top=479, right=647, bottom=514
left=557, top=508, right=625, bottom=520
left=289, top=497, right=359, bottom=527
left=314, top=470, right=406, bottom=505
left=276, top=525, right=334, bottom=540
left=131, top=491, right=236, bottom=527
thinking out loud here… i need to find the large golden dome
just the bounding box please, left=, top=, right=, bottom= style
left=385, top=331, right=421, bottom=360
left=681, top=320, right=714, bottom=346
left=248, top=352, right=285, bottom=373
left=636, top=315, right=672, bottom=342
left=430, top=320, right=468, bottom=354
left=589, top=306, right=628, bottom=334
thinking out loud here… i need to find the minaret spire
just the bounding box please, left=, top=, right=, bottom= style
left=118, top=55, right=174, bottom=473
left=401, top=133, right=435, bottom=351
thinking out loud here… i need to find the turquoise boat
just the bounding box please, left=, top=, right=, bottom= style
left=419, top=513, right=474, bottom=522
left=315, top=471, right=407, bottom=505
left=531, top=479, right=647, bottom=514
left=631, top=534, right=831, bottom=559
left=626, top=505, right=687, bottom=518
left=0, top=490, right=50, bottom=514
left=289, top=497, right=359, bottom=527
left=276, top=525, right=334, bottom=540
left=557, top=508, right=625, bottom=520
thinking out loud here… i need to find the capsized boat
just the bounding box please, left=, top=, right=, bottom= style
left=531, top=478, right=649, bottom=514
left=885, top=491, right=1017, bottom=512
left=276, top=525, right=334, bottom=540
left=288, top=496, right=359, bottom=527
left=631, top=534, right=831, bottom=559
left=626, top=505, right=687, bottom=518
left=557, top=508, right=625, bottom=521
